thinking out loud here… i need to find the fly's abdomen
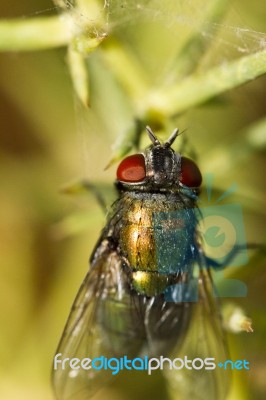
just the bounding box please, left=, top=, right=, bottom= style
left=118, top=193, right=197, bottom=296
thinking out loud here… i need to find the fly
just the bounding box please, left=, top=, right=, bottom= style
left=53, top=127, right=230, bottom=400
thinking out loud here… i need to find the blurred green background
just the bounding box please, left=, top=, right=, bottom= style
left=0, top=1, right=265, bottom=399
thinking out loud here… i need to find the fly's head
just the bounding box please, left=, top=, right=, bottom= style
left=116, top=126, right=202, bottom=193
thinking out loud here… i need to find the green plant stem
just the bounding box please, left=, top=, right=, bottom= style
left=172, top=0, right=230, bottom=79
left=102, top=39, right=150, bottom=101
left=0, top=15, right=71, bottom=51
left=141, top=50, right=266, bottom=119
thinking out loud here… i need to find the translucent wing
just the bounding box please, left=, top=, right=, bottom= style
left=142, top=274, right=193, bottom=358
left=52, top=239, right=146, bottom=400
left=164, top=266, right=230, bottom=400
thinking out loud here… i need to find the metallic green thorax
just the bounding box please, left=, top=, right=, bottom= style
left=109, top=191, right=197, bottom=297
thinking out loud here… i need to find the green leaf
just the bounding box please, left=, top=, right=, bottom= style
left=67, top=46, right=90, bottom=106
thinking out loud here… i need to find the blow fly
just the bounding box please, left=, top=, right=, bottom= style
left=53, top=127, right=230, bottom=400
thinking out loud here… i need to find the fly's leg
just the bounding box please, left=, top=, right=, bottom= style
left=205, top=244, right=248, bottom=298
left=204, top=245, right=261, bottom=334
left=206, top=244, right=265, bottom=298
left=206, top=243, right=265, bottom=270
left=61, top=179, right=116, bottom=213
left=80, top=181, right=109, bottom=213
left=207, top=245, right=265, bottom=334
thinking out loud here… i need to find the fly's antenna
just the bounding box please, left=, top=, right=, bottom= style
left=165, top=128, right=180, bottom=147
left=146, top=126, right=160, bottom=145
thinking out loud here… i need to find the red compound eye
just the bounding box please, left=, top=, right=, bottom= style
left=117, top=154, right=146, bottom=183
left=180, top=157, right=202, bottom=187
